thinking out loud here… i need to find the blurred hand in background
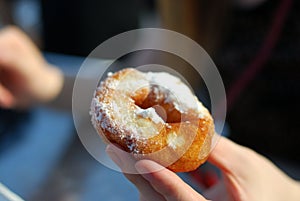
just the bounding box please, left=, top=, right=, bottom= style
left=0, top=26, right=63, bottom=109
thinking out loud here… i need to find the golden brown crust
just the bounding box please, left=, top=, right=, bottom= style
left=91, top=68, right=214, bottom=172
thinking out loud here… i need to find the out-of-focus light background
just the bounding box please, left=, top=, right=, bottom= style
left=0, top=0, right=299, bottom=200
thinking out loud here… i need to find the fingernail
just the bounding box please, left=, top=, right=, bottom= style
left=135, top=160, right=164, bottom=175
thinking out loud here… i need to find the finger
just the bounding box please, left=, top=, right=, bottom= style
left=135, top=160, right=208, bottom=201
left=208, top=137, right=250, bottom=200
left=203, top=180, right=231, bottom=201
left=0, top=83, right=15, bottom=108
left=106, top=145, right=165, bottom=201
left=105, top=144, right=137, bottom=173
left=208, top=136, right=250, bottom=176
left=0, top=47, right=16, bottom=70
left=124, top=173, right=166, bottom=201
left=0, top=30, right=34, bottom=73
left=140, top=194, right=150, bottom=201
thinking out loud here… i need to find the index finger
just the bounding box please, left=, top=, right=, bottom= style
left=135, top=160, right=208, bottom=201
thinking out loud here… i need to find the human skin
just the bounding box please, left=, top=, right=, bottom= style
left=0, top=26, right=63, bottom=109
left=1, top=25, right=299, bottom=201
left=106, top=136, right=300, bottom=201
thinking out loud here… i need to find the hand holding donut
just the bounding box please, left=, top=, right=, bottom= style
left=106, top=136, right=300, bottom=201
left=91, top=68, right=300, bottom=200
left=0, top=26, right=63, bottom=109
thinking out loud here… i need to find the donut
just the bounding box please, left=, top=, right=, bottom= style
left=90, top=68, right=214, bottom=172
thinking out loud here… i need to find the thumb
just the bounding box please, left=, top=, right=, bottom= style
left=208, top=136, right=250, bottom=176
left=207, top=136, right=258, bottom=200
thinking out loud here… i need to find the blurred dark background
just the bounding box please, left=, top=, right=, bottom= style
left=0, top=0, right=299, bottom=200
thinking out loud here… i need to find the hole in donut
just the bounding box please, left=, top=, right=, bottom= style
left=152, top=105, right=167, bottom=122
left=133, top=84, right=182, bottom=124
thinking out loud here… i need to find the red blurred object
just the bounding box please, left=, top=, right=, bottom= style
left=189, top=168, right=219, bottom=188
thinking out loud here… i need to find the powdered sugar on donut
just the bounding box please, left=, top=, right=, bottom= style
left=136, top=107, right=164, bottom=124
left=90, top=68, right=211, bottom=155
left=145, top=72, right=200, bottom=113
left=91, top=69, right=164, bottom=143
